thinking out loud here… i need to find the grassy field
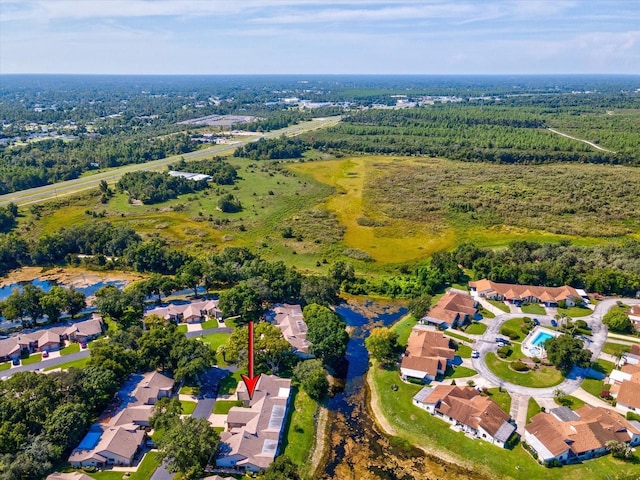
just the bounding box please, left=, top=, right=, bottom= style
left=521, top=303, right=546, bottom=315
left=602, top=342, right=631, bottom=357
left=201, top=318, right=219, bottom=329
left=393, top=315, right=417, bottom=346
left=213, top=400, right=243, bottom=415
left=485, top=353, right=564, bottom=388
left=456, top=344, right=472, bottom=358
left=282, top=388, right=318, bottom=477
left=369, top=361, right=640, bottom=480
left=0, top=362, right=10, bottom=371
left=485, top=388, right=511, bottom=415
left=464, top=322, right=487, bottom=335
left=581, top=378, right=609, bottom=399
left=499, top=318, right=529, bottom=342
left=179, top=385, right=200, bottom=396
left=444, top=365, right=477, bottom=379
left=197, top=332, right=231, bottom=351
left=61, top=343, right=81, bottom=355
left=44, top=356, right=90, bottom=371
left=21, top=353, right=42, bottom=365
left=557, top=306, right=593, bottom=318
left=180, top=400, right=197, bottom=415
left=218, top=369, right=243, bottom=396
left=488, top=299, right=510, bottom=313
left=444, top=330, right=472, bottom=343
left=555, top=395, right=586, bottom=410
left=526, top=397, right=542, bottom=422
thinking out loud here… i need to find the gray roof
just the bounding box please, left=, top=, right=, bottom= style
left=413, top=387, right=434, bottom=403
left=550, top=406, right=580, bottom=422
left=493, top=421, right=516, bottom=443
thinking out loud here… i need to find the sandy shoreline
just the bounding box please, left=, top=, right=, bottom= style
left=0, top=266, right=146, bottom=290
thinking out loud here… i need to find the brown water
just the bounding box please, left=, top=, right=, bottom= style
left=319, top=301, right=481, bottom=480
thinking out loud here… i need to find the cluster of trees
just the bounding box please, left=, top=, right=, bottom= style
left=0, top=203, right=18, bottom=233
left=170, top=157, right=238, bottom=185
left=0, top=367, right=120, bottom=480
left=116, top=171, right=209, bottom=204
left=234, top=136, right=309, bottom=160
left=452, top=241, right=640, bottom=297
left=0, top=284, right=86, bottom=327
left=602, top=309, right=633, bottom=334
left=303, top=304, right=349, bottom=371
left=365, top=327, right=400, bottom=367
left=305, top=104, right=640, bottom=165
left=224, top=322, right=293, bottom=375
left=544, top=334, right=592, bottom=371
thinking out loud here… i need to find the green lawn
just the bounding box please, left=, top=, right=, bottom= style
left=581, top=378, right=609, bottom=399
left=214, top=400, right=243, bottom=414
left=444, top=365, right=477, bottom=379
left=198, top=332, right=231, bottom=352
left=557, top=306, right=592, bottom=318
left=527, top=397, right=542, bottom=422
left=478, top=306, right=495, bottom=319
left=61, top=343, right=80, bottom=355
left=370, top=360, right=640, bottom=480
left=443, top=330, right=472, bottom=343
left=282, top=388, right=318, bottom=477
left=485, top=388, right=511, bottom=415
left=521, top=303, right=546, bottom=315
left=392, top=315, right=417, bottom=347
left=464, top=322, right=487, bottom=335
left=0, top=362, right=10, bottom=371
left=488, top=299, right=510, bottom=313
left=21, top=353, right=42, bottom=365
left=218, top=369, right=243, bottom=396
left=591, top=358, right=615, bottom=376
left=87, top=451, right=159, bottom=480
left=456, top=344, right=472, bottom=358
left=555, top=395, right=586, bottom=410
left=602, top=342, right=631, bottom=357
left=499, top=317, right=530, bottom=342
left=180, top=400, right=197, bottom=415
left=485, top=353, right=564, bottom=388
left=179, top=385, right=200, bottom=396
left=176, top=324, right=188, bottom=333
left=44, top=356, right=90, bottom=371
left=201, top=318, right=219, bottom=329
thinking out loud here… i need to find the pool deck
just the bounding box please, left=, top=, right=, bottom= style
left=521, top=326, right=560, bottom=358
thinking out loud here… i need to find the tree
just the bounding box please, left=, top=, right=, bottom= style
left=22, top=284, right=44, bottom=326
left=44, top=403, right=90, bottom=452
left=602, top=310, right=633, bottom=334
left=1, top=288, right=27, bottom=326
left=545, top=334, right=592, bottom=371
left=328, top=260, right=355, bottom=288
left=176, top=260, right=204, bottom=298
left=65, top=287, right=86, bottom=317
left=218, top=282, right=263, bottom=323
left=149, top=397, right=183, bottom=431
left=365, top=327, right=399, bottom=366
left=156, top=417, right=220, bottom=479
left=293, top=359, right=329, bottom=400
left=304, top=304, right=349, bottom=370
left=264, top=455, right=300, bottom=479
left=300, top=275, right=339, bottom=306
left=40, top=286, right=68, bottom=323
left=606, top=440, right=634, bottom=459
left=408, top=294, right=432, bottom=319
left=225, top=322, right=293, bottom=375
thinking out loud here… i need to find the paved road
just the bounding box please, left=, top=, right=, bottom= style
left=149, top=464, right=173, bottom=480
left=0, top=116, right=341, bottom=207
left=470, top=298, right=640, bottom=399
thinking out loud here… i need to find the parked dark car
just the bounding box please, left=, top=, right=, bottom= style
left=551, top=319, right=558, bottom=327
left=533, top=318, right=540, bottom=326
left=42, top=350, right=49, bottom=358
left=12, top=358, right=20, bottom=366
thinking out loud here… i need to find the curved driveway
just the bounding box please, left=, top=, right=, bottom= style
left=470, top=298, right=640, bottom=398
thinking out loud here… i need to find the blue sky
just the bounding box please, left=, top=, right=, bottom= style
left=1, top=0, right=639, bottom=74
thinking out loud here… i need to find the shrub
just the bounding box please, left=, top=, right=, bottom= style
left=497, top=345, right=512, bottom=358
left=626, top=411, right=640, bottom=422
left=511, top=360, right=528, bottom=372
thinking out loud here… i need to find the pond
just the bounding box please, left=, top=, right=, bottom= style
left=320, top=300, right=474, bottom=480
left=0, top=278, right=128, bottom=301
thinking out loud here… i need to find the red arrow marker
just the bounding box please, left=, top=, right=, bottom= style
left=241, top=320, right=261, bottom=400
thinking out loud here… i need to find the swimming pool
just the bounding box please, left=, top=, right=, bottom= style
left=77, top=429, right=102, bottom=450
left=531, top=331, right=554, bottom=347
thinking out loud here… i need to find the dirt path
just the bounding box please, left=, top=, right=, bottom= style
left=309, top=406, right=329, bottom=477
left=547, top=127, right=617, bottom=153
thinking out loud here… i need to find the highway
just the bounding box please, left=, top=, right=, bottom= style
left=0, top=116, right=341, bottom=207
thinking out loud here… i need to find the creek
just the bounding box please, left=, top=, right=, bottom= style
left=319, top=300, right=476, bottom=480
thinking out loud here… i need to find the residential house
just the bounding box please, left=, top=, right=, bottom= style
left=266, top=304, right=312, bottom=357
left=109, top=371, right=175, bottom=428
left=0, top=337, right=22, bottom=362
left=67, top=316, right=104, bottom=343
left=400, top=326, right=455, bottom=383
left=469, top=279, right=582, bottom=307
left=68, top=425, right=145, bottom=467
left=608, top=363, right=640, bottom=414
left=421, top=290, right=478, bottom=329
left=47, top=472, right=94, bottom=480
left=38, top=330, right=63, bottom=352
left=144, top=299, right=221, bottom=324
left=412, top=385, right=516, bottom=448
left=623, top=344, right=640, bottom=366
left=524, top=405, right=640, bottom=465
left=216, top=375, right=292, bottom=473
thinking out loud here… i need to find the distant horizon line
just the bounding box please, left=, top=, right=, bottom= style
left=2, top=72, right=639, bottom=77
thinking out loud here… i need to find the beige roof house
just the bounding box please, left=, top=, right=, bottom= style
left=413, top=385, right=515, bottom=448
left=144, top=299, right=221, bottom=323
left=47, top=473, right=94, bottom=480
left=470, top=279, right=582, bottom=306
left=68, top=425, right=145, bottom=467
left=422, top=290, right=478, bottom=328
left=216, top=375, right=292, bottom=473
left=524, top=405, right=640, bottom=465
left=629, top=305, right=640, bottom=331
left=400, top=326, right=455, bottom=382
left=108, top=371, right=174, bottom=427
left=267, top=304, right=311, bottom=356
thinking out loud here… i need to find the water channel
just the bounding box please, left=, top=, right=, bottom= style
left=320, top=300, right=479, bottom=480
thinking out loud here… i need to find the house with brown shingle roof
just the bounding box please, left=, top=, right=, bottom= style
left=608, top=363, right=640, bottom=414
left=266, top=304, right=312, bottom=358
left=216, top=375, right=292, bottom=473
left=68, top=425, right=145, bottom=467
left=629, top=305, right=640, bottom=332
left=400, top=326, right=455, bottom=382
left=524, top=405, right=640, bottom=465
left=421, top=290, right=478, bottom=329
left=469, top=279, right=582, bottom=307
left=144, top=299, right=221, bottom=324
left=412, top=385, right=516, bottom=448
